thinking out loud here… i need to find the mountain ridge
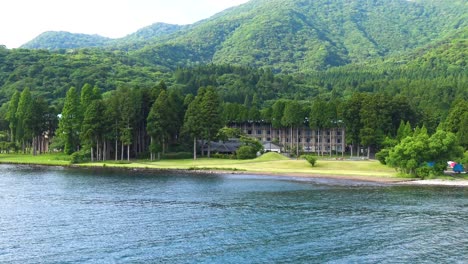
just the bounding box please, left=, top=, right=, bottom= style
left=18, top=0, right=468, bottom=73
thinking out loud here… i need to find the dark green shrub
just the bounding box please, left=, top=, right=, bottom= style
left=376, top=148, right=390, bottom=165
left=212, top=153, right=236, bottom=159
left=70, top=149, right=91, bottom=164
left=161, top=152, right=193, bottom=160
left=236, top=146, right=257, bottom=160
left=304, top=155, right=317, bottom=167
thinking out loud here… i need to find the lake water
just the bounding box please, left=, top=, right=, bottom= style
left=0, top=164, right=466, bottom=263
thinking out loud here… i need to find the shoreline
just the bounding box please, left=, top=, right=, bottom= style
left=2, top=161, right=467, bottom=187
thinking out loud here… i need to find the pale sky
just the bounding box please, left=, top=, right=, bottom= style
left=0, top=0, right=250, bottom=48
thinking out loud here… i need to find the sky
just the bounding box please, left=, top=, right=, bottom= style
left=0, top=0, right=250, bottom=49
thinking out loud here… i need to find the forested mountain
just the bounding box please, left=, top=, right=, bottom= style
left=20, top=0, right=467, bottom=72
left=20, top=31, right=113, bottom=50
left=20, top=23, right=184, bottom=50
left=132, top=0, right=467, bottom=72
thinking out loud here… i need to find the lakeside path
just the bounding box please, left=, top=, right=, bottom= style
left=1, top=153, right=467, bottom=186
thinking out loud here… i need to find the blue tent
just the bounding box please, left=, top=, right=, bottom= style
left=453, top=164, right=465, bottom=173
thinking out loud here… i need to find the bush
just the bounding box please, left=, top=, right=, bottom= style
left=304, top=155, right=317, bottom=167
left=212, top=153, right=236, bottom=159
left=236, top=146, right=257, bottom=160
left=376, top=148, right=390, bottom=165
left=70, top=149, right=91, bottom=164
left=161, top=152, right=193, bottom=160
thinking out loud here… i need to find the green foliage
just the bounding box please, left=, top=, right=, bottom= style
left=304, top=155, right=317, bottom=167
left=57, top=87, right=81, bottom=154
left=386, top=130, right=463, bottom=178
left=376, top=148, right=390, bottom=165
left=240, top=135, right=263, bottom=154
left=161, top=152, right=193, bottom=160
left=236, top=145, right=257, bottom=160
left=70, top=149, right=91, bottom=164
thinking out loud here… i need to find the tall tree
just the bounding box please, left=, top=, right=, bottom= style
left=309, top=98, right=328, bottom=156
left=147, top=90, right=170, bottom=160
left=200, top=86, right=223, bottom=158
left=6, top=91, right=20, bottom=142
left=81, top=100, right=106, bottom=161
left=31, top=97, right=48, bottom=155
left=15, top=88, right=33, bottom=153
left=281, top=100, right=303, bottom=157
left=183, top=88, right=206, bottom=160
left=57, top=87, right=81, bottom=155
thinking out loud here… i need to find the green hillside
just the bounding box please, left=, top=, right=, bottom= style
left=20, top=23, right=184, bottom=50
left=20, top=0, right=467, bottom=72
left=133, top=0, right=467, bottom=72
left=20, top=31, right=113, bottom=50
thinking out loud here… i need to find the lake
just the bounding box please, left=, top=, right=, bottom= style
left=0, top=164, right=466, bottom=263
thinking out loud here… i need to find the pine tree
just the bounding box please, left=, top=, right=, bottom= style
left=6, top=91, right=20, bottom=142
left=81, top=100, right=106, bottom=161
left=57, top=87, right=81, bottom=155
left=15, top=88, right=33, bottom=153
left=200, top=86, right=223, bottom=158
left=183, top=89, right=205, bottom=160
left=147, top=90, right=170, bottom=160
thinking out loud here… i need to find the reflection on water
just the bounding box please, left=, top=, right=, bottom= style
left=0, top=165, right=466, bottom=263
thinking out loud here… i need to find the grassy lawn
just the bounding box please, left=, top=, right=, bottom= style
left=0, top=152, right=398, bottom=178
left=0, top=153, right=71, bottom=166
left=78, top=153, right=398, bottom=178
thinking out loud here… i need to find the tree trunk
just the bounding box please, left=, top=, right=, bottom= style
left=115, top=139, right=118, bottom=161
left=290, top=126, right=293, bottom=154
left=193, top=137, right=197, bottom=160
left=91, top=146, right=94, bottom=162
left=121, top=141, right=124, bottom=161
left=208, top=141, right=211, bottom=158
left=97, top=139, right=100, bottom=161
left=296, top=126, right=299, bottom=159
left=32, top=137, right=37, bottom=156
left=127, top=144, right=130, bottom=162
left=150, top=136, right=154, bottom=161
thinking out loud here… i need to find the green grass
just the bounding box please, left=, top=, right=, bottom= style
left=0, top=153, right=71, bottom=166
left=0, top=152, right=399, bottom=178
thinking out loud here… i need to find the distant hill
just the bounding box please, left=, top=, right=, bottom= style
left=132, top=0, right=467, bottom=72
left=21, top=0, right=467, bottom=72
left=20, top=31, right=113, bottom=50
left=20, top=23, right=184, bottom=50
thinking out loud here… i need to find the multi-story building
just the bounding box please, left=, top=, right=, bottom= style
left=229, top=122, right=346, bottom=155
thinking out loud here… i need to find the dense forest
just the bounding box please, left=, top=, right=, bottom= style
left=0, top=0, right=466, bottom=177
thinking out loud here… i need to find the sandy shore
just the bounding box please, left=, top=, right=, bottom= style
left=397, top=179, right=468, bottom=187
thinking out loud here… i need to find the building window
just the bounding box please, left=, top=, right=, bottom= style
left=248, top=130, right=252, bottom=135
left=267, top=137, right=271, bottom=141
left=337, top=131, right=342, bottom=136
left=306, top=138, right=310, bottom=143
left=267, top=130, right=271, bottom=135
left=257, top=130, right=262, bottom=135
left=337, top=139, right=341, bottom=144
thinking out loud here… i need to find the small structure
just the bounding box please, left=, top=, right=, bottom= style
left=453, top=164, right=465, bottom=174
left=263, top=142, right=281, bottom=153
